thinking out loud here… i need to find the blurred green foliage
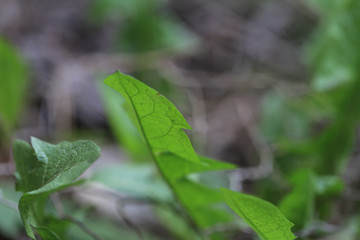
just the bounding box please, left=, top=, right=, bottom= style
left=2, top=0, right=360, bottom=239
left=89, top=0, right=196, bottom=53
left=258, top=0, right=360, bottom=238
left=104, top=71, right=295, bottom=239
left=307, top=0, right=360, bottom=91
left=0, top=38, right=27, bottom=140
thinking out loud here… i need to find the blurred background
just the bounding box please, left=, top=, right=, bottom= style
left=1, top=0, right=360, bottom=239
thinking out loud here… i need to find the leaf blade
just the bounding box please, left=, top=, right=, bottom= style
left=105, top=72, right=237, bottom=229
left=221, top=188, right=296, bottom=240
left=104, top=71, right=198, bottom=162
left=13, top=137, right=100, bottom=239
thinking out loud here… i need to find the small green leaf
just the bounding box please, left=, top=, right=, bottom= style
left=221, top=188, right=296, bottom=240
left=13, top=137, right=101, bottom=239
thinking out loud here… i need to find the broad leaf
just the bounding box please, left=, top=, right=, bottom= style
left=104, top=71, right=197, bottom=162
left=221, top=188, right=296, bottom=240
left=104, top=71, right=236, bottom=229
left=13, top=137, right=101, bottom=239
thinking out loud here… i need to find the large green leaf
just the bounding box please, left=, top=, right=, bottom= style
left=13, top=137, right=101, bottom=239
left=104, top=71, right=236, bottom=229
left=0, top=38, right=27, bottom=138
left=221, top=188, right=296, bottom=240
left=105, top=71, right=197, bottom=162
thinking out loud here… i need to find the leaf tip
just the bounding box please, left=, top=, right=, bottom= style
left=30, top=136, right=41, bottom=145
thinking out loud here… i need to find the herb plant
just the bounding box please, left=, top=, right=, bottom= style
left=104, top=71, right=296, bottom=240
left=10, top=72, right=296, bottom=240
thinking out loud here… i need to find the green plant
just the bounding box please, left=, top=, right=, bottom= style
left=256, top=0, right=360, bottom=237
left=8, top=72, right=296, bottom=240
left=104, top=71, right=296, bottom=240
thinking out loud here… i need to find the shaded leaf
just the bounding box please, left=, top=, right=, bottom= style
left=34, top=226, right=61, bottom=240
left=13, top=137, right=100, bottom=239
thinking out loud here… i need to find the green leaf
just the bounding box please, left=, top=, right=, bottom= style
left=33, top=226, right=61, bottom=240
left=104, top=71, right=236, bottom=228
left=13, top=137, right=101, bottom=239
left=221, top=188, right=296, bottom=240
left=0, top=38, right=27, bottom=137
left=158, top=153, right=236, bottom=228
left=42, top=217, right=72, bottom=240
left=104, top=71, right=197, bottom=162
